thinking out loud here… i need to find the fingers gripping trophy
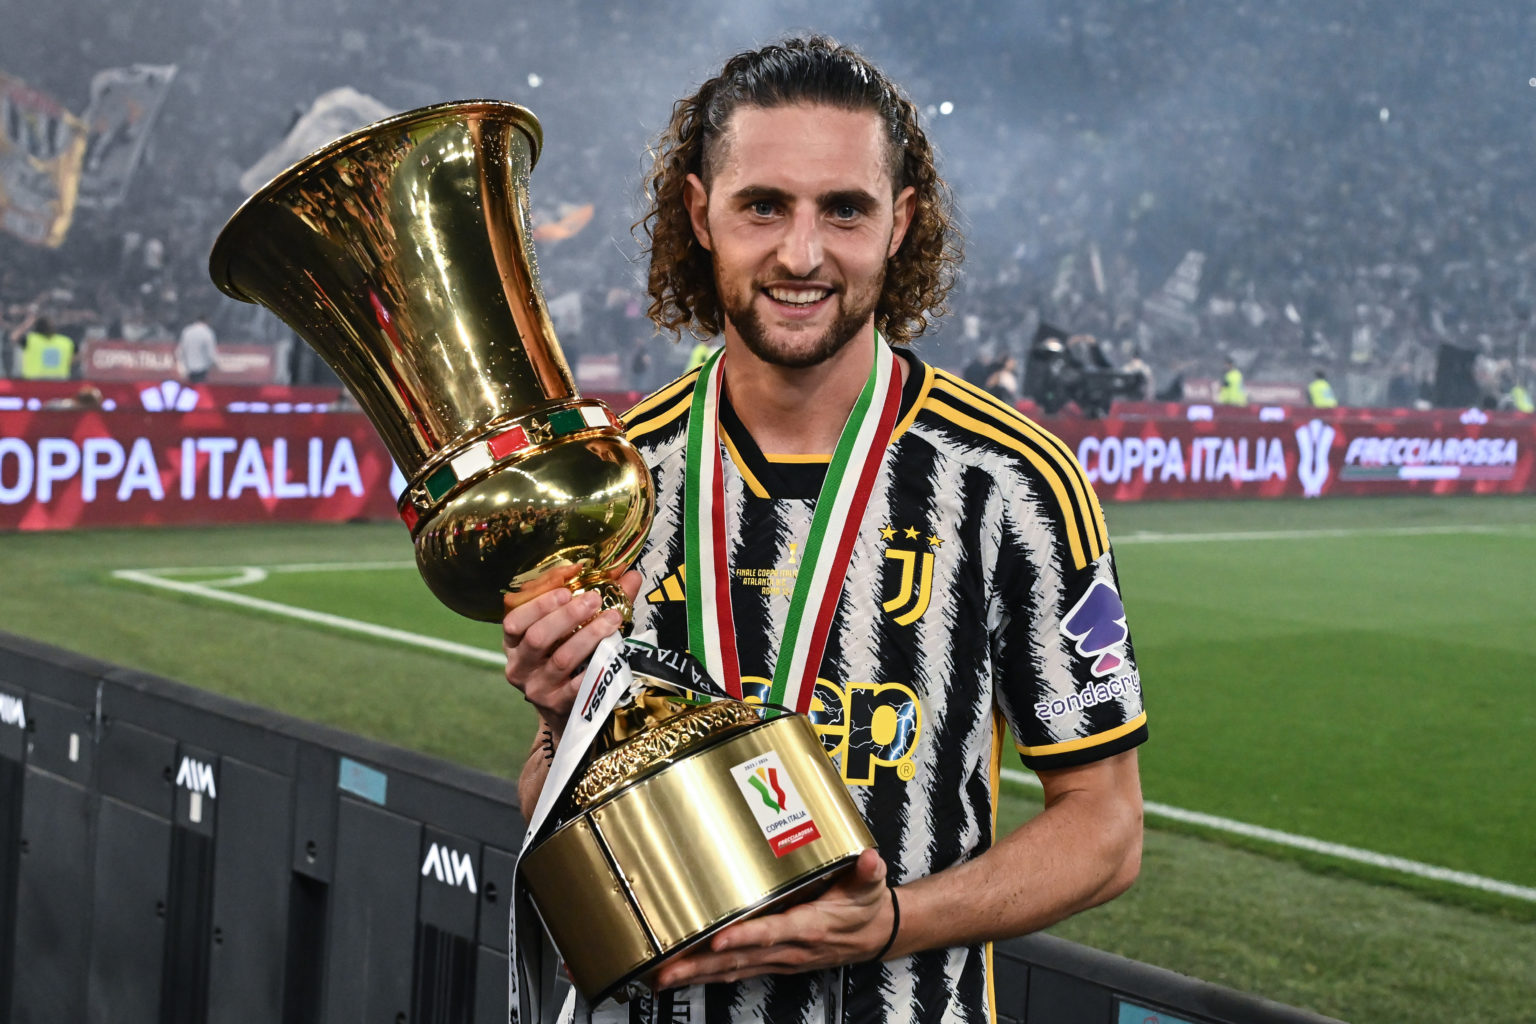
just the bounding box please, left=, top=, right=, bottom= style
left=210, top=101, right=874, bottom=1019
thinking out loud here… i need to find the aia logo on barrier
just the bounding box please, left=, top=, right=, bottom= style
left=421, top=843, right=478, bottom=893
left=0, top=693, right=24, bottom=730
left=1063, top=581, right=1129, bottom=677
left=174, top=755, right=217, bottom=798
left=139, top=380, right=203, bottom=412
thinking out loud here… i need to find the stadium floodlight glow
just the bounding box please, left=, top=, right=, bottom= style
left=939, top=101, right=954, bottom=116
left=528, top=73, right=542, bottom=88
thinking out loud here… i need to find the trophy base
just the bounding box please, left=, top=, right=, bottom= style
left=519, top=713, right=873, bottom=1005
left=596, top=852, right=859, bottom=1006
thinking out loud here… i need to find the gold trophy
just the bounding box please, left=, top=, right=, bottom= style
left=209, top=100, right=872, bottom=1007
left=210, top=99, right=649, bottom=620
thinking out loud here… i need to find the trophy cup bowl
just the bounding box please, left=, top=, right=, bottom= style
left=210, top=99, right=873, bottom=1008
left=210, top=99, right=651, bottom=621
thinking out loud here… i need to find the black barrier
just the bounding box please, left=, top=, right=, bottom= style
left=0, top=633, right=520, bottom=1024
left=994, top=935, right=1345, bottom=1024
left=0, top=632, right=1342, bottom=1024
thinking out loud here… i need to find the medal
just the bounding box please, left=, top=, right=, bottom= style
left=684, top=333, right=903, bottom=713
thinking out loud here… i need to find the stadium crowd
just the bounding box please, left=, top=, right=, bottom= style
left=3, top=0, right=1533, bottom=410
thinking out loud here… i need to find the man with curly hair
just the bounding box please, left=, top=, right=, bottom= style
left=505, top=36, right=1146, bottom=1023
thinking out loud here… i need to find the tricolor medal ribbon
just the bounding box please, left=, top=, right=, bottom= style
left=683, top=333, right=903, bottom=714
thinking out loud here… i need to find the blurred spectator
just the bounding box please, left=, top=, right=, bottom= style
left=1120, top=345, right=1153, bottom=400
left=961, top=348, right=992, bottom=388
left=687, top=339, right=717, bottom=370
left=1385, top=363, right=1418, bottom=407
left=1502, top=375, right=1533, bottom=414
left=629, top=340, right=655, bottom=392
left=985, top=354, right=1020, bottom=404
left=175, top=312, right=219, bottom=384
left=1308, top=369, right=1339, bottom=408
left=1217, top=356, right=1247, bottom=406
left=11, top=315, right=76, bottom=380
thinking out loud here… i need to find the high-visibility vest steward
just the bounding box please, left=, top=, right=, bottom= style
left=1217, top=367, right=1246, bottom=405
left=19, top=331, right=74, bottom=380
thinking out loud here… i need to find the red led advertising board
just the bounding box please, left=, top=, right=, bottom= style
left=2, top=385, right=1532, bottom=531
left=1049, top=407, right=1534, bottom=501
left=0, top=406, right=399, bottom=530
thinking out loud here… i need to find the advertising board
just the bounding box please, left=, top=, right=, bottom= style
left=1051, top=407, right=1532, bottom=500
left=0, top=405, right=398, bottom=530
left=2, top=385, right=1530, bottom=531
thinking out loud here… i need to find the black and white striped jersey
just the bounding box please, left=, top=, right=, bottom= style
left=618, top=348, right=1147, bottom=1024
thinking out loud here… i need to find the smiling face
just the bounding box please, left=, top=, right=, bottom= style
left=683, top=104, right=915, bottom=370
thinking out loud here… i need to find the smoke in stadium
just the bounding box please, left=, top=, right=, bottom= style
left=4, top=0, right=1532, bottom=404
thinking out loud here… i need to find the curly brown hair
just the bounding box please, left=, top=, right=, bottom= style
left=637, top=36, right=962, bottom=347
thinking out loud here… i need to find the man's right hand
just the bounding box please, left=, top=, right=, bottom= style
left=501, top=566, right=642, bottom=744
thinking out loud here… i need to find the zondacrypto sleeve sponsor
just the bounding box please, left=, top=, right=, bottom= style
left=1034, top=671, right=1142, bottom=722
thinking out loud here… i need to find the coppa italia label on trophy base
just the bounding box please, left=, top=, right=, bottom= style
left=732, top=751, right=821, bottom=857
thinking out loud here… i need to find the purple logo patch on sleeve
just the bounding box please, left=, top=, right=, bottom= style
left=1063, top=581, right=1129, bottom=677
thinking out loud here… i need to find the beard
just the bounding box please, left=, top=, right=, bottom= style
left=718, top=268, right=885, bottom=370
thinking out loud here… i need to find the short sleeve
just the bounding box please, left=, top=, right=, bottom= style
left=994, top=545, right=1148, bottom=773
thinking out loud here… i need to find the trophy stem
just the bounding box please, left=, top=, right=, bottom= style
left=569, top=571, right=634, bottom=623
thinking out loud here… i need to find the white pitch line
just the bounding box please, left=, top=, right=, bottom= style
left=112, top=568, right=504, bottom=665
left=196, top=568, right=270, bottom=588
left=1001, top=768, right=1536, bottom=903
left=138, top=560, right=416, bottom=576
left=1115, top=524, right=1523, bottom=545
left=114, top=563, right=1536, bottom=905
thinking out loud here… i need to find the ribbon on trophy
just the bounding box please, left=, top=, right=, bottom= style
left=511, top=631, right=623, bottom=1024
left=511, top=632, right=745, bottom=1023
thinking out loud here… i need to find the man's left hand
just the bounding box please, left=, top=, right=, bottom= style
left=653, top=848, right=896, bottom=990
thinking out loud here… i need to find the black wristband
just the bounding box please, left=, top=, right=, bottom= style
left=870, top=882, right=900, bottom=963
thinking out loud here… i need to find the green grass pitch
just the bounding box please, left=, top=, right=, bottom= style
left=4, top=494, right=1534, bottom=1023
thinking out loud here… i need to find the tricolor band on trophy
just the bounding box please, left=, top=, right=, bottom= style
left=209, top=100, right=875, bottom=1013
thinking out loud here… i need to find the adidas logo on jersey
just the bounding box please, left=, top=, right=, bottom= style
left=646, top=564, right=687, bottom=603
